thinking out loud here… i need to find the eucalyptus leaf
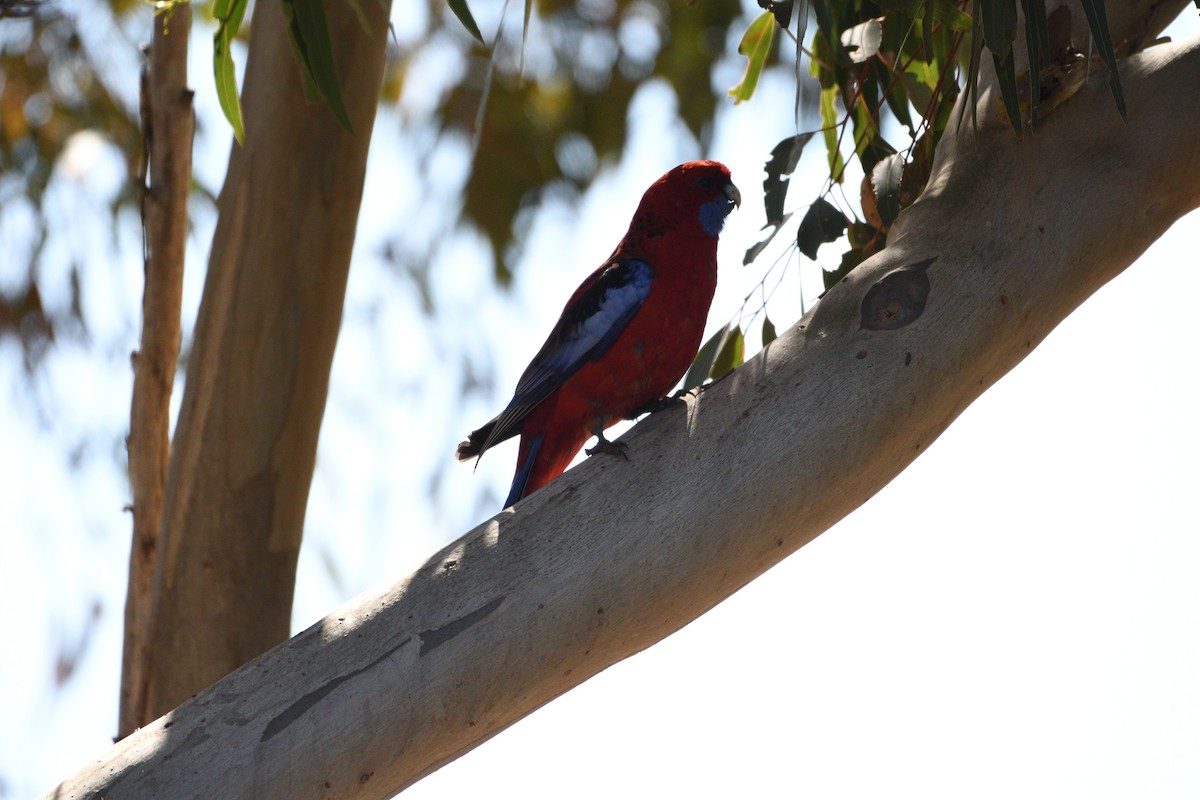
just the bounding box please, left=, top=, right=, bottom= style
left=743, top=212, right=793, bottom=266
left=1078, top=0, right=1126, bottom=119
left=871, top=154, right=903, bottom=226
left=212, top=0, right=248, bottom=143
left=761, top=315, right=778, bottom=347
left=758, top=0, right=794, bottom=29
left=282, top=0, right=354, bottom=133
left=447, top=0, right=484, bottom=43
left=763, top=133, right=814, bottom=227
left=729, top=12, right=777, bottom=104
left=683, top=326, right=728, bottom=391
left=824, top=247, right=864, bottom=290
left=710, top=326, right=745, bottom=381
left=1020, top=0, right=1048, bottom=127
left=798, top=198, right=848, bottom=260
left=840, top=17, right=882, bottom=63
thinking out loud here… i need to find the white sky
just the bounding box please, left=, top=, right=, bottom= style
left=1, top=5, right=1198, bottom=799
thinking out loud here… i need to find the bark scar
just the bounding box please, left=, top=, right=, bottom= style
left=860, top=256, right=936, bottom=331
left=418, top=596, right=505, bottom=656
left=259, top=636, right=411, bottom=743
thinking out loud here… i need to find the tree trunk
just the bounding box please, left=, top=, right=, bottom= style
left=131, top=0, right=392, bottom=725
left=46, top=24, right=1200, bottom=798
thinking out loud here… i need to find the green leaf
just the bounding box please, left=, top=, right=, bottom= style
left=957, top=0, right=986, bottom=133
left=282, top=0, right=355, bottom=134
left=212, top=0, right=248, bottom=143
left=1078, top=0, right=1126, bottom=119
left=728, top=11, right=776, bottom=104
left=710, top=326, right=745, bottom=381
left=874, top=0, right=972, bottom=31
left=447, top=0, right=484, bottom=44
left=981, top=0, right=1021, bottom=135
left=797, top=197, right=847, bottom=260
left=1019, top=0, right=1048, bottom=128
left=818, top=85, right=845, bottom=178
left=682, top=326, right=728, bottom=392
left=921, top=0, right=936, bottom=62
left=761, top=314, right=778, bottom=347
left=992, top=48, right=1022, bottom=136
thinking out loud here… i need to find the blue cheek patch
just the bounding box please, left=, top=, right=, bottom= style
left=698, top=196, right=733, bottom=236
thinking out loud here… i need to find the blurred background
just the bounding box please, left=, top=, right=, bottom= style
left=2, top=0, right=1198, bottom=797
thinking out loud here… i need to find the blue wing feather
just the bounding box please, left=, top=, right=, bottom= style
left=473, top=259, right=654, bottom=456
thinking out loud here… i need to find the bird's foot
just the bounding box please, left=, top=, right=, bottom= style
left=623, top=392, right=687, bottom=420
left=586, top=432, right=629, bottom=461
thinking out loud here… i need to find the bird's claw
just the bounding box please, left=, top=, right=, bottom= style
left=586, top=433, right=629, bottom=461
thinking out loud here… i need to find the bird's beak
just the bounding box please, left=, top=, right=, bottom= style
left=724, top=182, right=742, bottom=210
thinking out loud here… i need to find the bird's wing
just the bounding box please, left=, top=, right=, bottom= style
left=477, top=259, right=654, bottom=454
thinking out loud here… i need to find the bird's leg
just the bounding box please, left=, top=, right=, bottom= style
left=585, top=429, right=629, bottom=460
left=623, top=391, right=688, bottom=420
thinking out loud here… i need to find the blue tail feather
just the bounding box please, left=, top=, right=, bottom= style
left=505, top=434, right=545, bottom=508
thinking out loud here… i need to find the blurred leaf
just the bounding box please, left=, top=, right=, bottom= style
left=839, top=17, right=882, bottom=63
left=729, top=11, right=776, bottom=104
left=282, top=0, right=354, bottom=133
left=443, top=0, right=739, bottom=281
left=797, top=197, right=847, bottom=260
left=447, top=0, right=484, bottom=44
left=1078, top=0, right=1126, bottom=119
left=763, top=133, right=814, bottom=226
left=710, top=325, right=745, bottom=381
left=761, top=314, right=778, bottom=347
left=793, top=0, right=808, bottom=122
left=683, top=325, right=728, bottom=391
left=213, top=0, right=248, bottom=143
left=520, top=0, right=532, bottom=72
left=817, top=85, right=845, bottom=179
left=874, top=0, right=972, bottom=31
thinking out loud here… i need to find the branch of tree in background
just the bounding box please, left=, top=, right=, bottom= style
left=121, top=2, right=193, bottom=739
left=132, top=0, right=393, bottom=726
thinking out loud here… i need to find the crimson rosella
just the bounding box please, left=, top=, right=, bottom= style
left=457, top=160, right=740, bottom=508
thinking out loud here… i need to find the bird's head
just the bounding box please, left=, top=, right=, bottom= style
left=641, top=161, right=741, bottom=238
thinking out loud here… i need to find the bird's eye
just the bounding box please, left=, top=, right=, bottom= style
left=697, top=176, right=714, bottom=189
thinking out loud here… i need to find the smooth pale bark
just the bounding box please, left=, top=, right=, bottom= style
left=135, top=0, right=391, bottom=723
left=47, top=28, right=1200, bottom=800
left=121, top=4, right=193, bottom=739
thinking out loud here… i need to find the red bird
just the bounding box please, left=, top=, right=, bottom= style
left=457, top=161, right=740, bottom=507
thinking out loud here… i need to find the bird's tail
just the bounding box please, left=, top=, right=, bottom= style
left=456, top=420, right=496, bottom=461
